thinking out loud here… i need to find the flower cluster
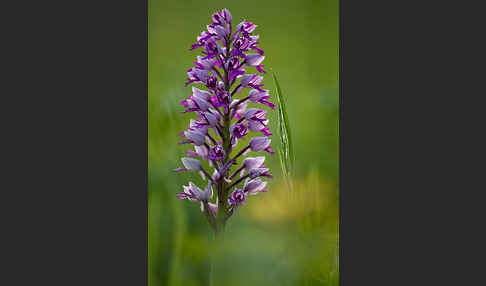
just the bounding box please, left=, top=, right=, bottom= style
left=174, top=8, right=274, bottom=232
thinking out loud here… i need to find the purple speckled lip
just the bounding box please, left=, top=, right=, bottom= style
left=228, top=189, right=246, bottom=206
left=173, top=8, right=274, bottom=231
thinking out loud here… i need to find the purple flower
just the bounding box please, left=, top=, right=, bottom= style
left=195, top=145, right=209, bottom=156
left=185, top=68, right=210, bottom=86
left=248, top=167, right=272, bottom=179
left=184, top=130, right=206, bottom=146
left=231, top=156, right=266, bottom=178
left=206, top=76, right=218, bottom=89
left=204, top=37, right=227, bottom=60
left=230, top=123, right=248, bottom=138
left=191, top=31, right=213, bottom=50
left=212, top=8, right=232, bottom=25
left=189, top=119, right=209, bottom=134
left=181, top=157, right=202, bottom=171
left=244, top=108, right=271, bottom=136
left=193, top=97, right=211, bottom=112
left=243, top=178, right=268, bottom=195
left=198, top=111, right=221, bottom=128
left=176, top=9, right=274, bottom=229
left=226, top=57, right=240, bottom=70
left=240, top=74, right=263, bottom=90
left=194, top=56, right=216, bottom=70
left=228, top=189, right=246, bottom=206
left=214, top=25, right=228, bottom=39
left=243, top=107, right=262, bottom=119
left=221, top=9, right=232, bottom=22
left=209, top=145, right=225, bottom=160
left=181, top=96, right=211, bottom=113
left=242, top=156, right=265, bottom=171
left=245, top=54, right=265, bottom=66
left=192, top=87, right=212, bottom=100
left=230, top=99, right=248, bottom=119
left=249, top=137, right=270, bottom=151
left=236, top=21, right=257, bottom=38
left=213, top=89, right=231, bottom=107
left=249, top=137, right=275, bottom=155
left=231, top=37, right=249, bottom=56
left=177, top=181, right=217, bottom=213
left=177, top=181, right=211, bottom=201
left=249, top=89, right=274, bottom=109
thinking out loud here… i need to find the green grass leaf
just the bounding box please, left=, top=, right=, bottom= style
left=272, top=72, right=294, bottom=190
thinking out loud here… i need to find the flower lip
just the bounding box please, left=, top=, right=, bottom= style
left=206, top=77, right=218, bottom=90
left=227, top=57, right=240, bottom=70
left=228, top=189, right=246, bottom=206
left=230, top=123, right=248, bottom=138
left=208, top=145, right=225, bottom=160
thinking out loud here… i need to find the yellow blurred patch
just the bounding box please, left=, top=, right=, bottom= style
left=243, top=169, right=336, bottom=225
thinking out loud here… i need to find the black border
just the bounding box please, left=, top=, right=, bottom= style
left=339, top=0, right=483, bottom=285
left=3, top=0, right=148, bottom=284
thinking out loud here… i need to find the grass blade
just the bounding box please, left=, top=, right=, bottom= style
left=272, top=72, right=294, bottom=190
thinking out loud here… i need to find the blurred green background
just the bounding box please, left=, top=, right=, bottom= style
left=149, top=0, right=339, bottom=285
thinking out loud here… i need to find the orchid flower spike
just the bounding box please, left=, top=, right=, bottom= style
left=175, top=8, right=274, bottom=233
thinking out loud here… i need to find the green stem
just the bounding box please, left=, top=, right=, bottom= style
left=209, top=229, right=224, bottom=286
